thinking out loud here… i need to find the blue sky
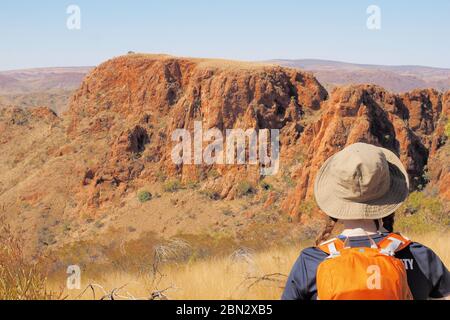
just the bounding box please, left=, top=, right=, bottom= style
left=0, top=0, right=449, bottom=70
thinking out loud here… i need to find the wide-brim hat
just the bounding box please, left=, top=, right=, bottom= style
left=314, top=143, right=409, bottom=220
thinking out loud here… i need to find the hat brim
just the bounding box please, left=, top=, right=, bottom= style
left=314, top=146, right=410, bottom=220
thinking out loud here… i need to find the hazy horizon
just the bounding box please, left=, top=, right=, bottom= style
left=1, top=56, right=450, bottom=73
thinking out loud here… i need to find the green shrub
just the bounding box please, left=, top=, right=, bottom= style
left=137, top=190, right=152, bottom=203
left=221, top=208, right=234, bottom=216
left=403, top=192, right=442, bottom=216
left=207, top=169, right=220, bottom=179
left=260, top=180, right=273, bottom=191
left=396, top=192, right=448, bottom=234
left=282, top=172, right=296, bottom=188
left=62, top=222, right=72, bottom=233
left=155, top=170, right=167, bottom=182
left=186, top=180, right=199, bottom=190
left=200, top=189, right=221, bottom=200
left=297, top=200, right=317, bottom=218
left=163, top=179, right=182, bottom=193
left=94, top=221, right=105, bottom=229
left=396, top=212, right=435, bottom=234
left=445, top=119, right=450, bottom=138
left=237, top=181, right=256, bottom=197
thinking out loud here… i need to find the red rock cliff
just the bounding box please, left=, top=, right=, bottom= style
left=64, top=54, right=448, bottom=217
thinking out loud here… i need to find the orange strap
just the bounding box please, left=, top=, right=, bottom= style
left=378, top=233, right=411, bottom=253
left=318, top=238, right=345, bottom=255
left=318, top=233, right=411, bottom=255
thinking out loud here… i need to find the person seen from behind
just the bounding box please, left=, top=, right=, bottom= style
left=282, top=143, right=450, bottom=300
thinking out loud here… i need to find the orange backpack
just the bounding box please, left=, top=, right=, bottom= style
left=316, top=233, right=413, bottom=300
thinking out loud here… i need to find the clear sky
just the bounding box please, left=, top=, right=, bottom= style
left=1, top=0, right=449, bottom=70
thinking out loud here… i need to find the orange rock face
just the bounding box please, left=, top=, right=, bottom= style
left=63, top=55, right=450, bottom=217
left=66, top=54, right=328, bottom=206
left=282, top=85, right=449, bottom=217
left=4, top=54, right=448, bottom=222
left=427, top=91, right=450, bottom=200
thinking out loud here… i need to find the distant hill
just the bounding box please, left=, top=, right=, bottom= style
left=0, top=67, right=92, bottom=114
left=1, top=61, right=449, bottom=114
left=3, top=61, right=450, bottom=96
left=0, top=89, right=74, bottom=115
left=0, top=67, right=92, bottom=94
left=270, top=59, right=450, bottom=93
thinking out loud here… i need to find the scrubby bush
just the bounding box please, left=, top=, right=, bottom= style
left=260, top=180, right=272, bottom=191
left=199, top=189, right=221, bottom=200
left=155, top=170, right=167, bottom=182
left=38, top=228, right=56, bottom=246
left=137, top=190, right=152, bottom=203
left=207, top=169, right=220, bottom=179
left=297, top=200, right=317, bottom=218
left=221, top=208, right=234, bottom=216
left=237, top=181, right=256, bottom=197
left=282, top=172, right=296, bottom=188
left=62, top=222, right=72, bottom=233
left=396, top=192, right=449, bottom=234
left=445, top=119, right=450, bottom=138
left=94, top=221, right=105, bottom=229
left=185, top=180, right=199, bottom=190
left=0, top=223, right=61, bottom=300
left=163, top=179, right=182, bottom=193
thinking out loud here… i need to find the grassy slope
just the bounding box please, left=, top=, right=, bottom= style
left=54, top=231, right=449, bottom=300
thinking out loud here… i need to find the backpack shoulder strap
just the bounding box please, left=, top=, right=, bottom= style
left=318, top=238, right=345, bottom=257
left=378, top=233, right=412, bottom=256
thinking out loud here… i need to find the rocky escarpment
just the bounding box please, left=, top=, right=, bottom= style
left=282, top=86, right=449, bottom=218
left=66, top=54, right=328, bottom=211
left=63, top=55, right=449, bottom=217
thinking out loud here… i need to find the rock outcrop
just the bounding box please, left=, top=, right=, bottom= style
left=64, top=55, right=449, bottom=216
left=282, top=85, right=449, bottom=217
left=66, top=54, right=328, bottom=207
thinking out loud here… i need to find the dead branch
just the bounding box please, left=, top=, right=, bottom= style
left=236, top=273, right=288, bottom=292
left=99, top=284, right=129, bottom=300
left=151, top=238, right=192, bottom=284
left=229, top=247, right=256, bottom=265
left=149, top=285, right=177, bottom=300
left=75, top=282, right=177, bottom=300
left=75, top=283, right=127, bottom=300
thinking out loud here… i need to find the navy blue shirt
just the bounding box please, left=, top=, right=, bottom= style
left=282, top=233, right=450, bottom=300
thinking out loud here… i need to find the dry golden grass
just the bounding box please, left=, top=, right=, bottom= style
left=0, top=222, right=63, bottom=300
left=58, top=231, right=449, bottom=300
left=60, top=245, right=300, bottom=300
left=1, top=220, right=446, bottom=300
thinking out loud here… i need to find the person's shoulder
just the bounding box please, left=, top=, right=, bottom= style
left=299, top=245, right=329, bottom=261
left=408, top=241, right=431, bottom=250
left=384, top=233, right=434, bottom=254
left=395, top=233, right=434, bottom=253
left=399, top=237, right=444, bottom=264
left=406, top=240, right=439, bottom=256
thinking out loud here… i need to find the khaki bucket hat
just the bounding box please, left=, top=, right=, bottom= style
left=314, top=143, right=409, bottom=220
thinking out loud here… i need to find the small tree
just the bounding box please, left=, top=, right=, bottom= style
left=138, top=191, right=152, bottom=203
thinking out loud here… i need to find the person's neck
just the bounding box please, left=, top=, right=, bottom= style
left=341, top=220, right=379, bottom=236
